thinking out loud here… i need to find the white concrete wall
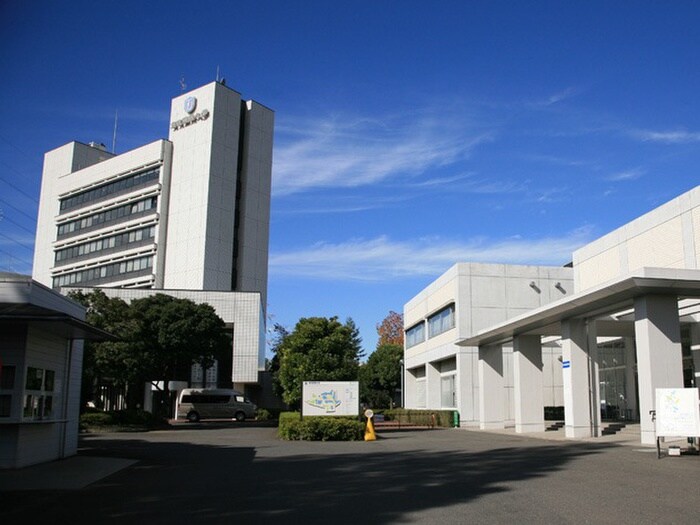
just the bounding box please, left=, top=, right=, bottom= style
left=574, top=185, right=700, bottom=292
left=235, top=100, right=274, bottom=309
left=404, top=263, right=573, bottom=425
left=33, top=140, right=169, bottom=289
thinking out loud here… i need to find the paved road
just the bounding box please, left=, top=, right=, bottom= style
left=1, top=424, right=698, bottom=524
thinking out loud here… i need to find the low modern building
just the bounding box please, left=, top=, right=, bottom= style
left=31, top=81, right=274, bottom=405
left=0, top=273, right=108, bottom=468
left=404, top=185, right=700, bottom=444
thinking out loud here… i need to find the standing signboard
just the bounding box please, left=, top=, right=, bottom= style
left=655, top=387, right=700, bottom=437
left=302, top=381, right=360, bottom=417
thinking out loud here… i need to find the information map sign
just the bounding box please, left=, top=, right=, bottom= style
left=655, top=388, right=700, bottom=437
left=302, top=381, right=359, bottom=417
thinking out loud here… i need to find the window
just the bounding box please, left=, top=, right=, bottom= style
left=24, top=367, right=55, bottom=420
left=57, top=196, right=157, bottom=237
left=406, top=322, right=425, bottom=348
left=428, top=304, right=455, bottom=338
left=59, top=169, right=159, bottom=211
left=54, top=225, right=156, bottom=263
left=0, top=365, right=16, bottom=418
left=52, top=255, right=153, bottom=288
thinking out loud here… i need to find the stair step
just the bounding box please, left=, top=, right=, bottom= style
left=545, top=421, right=565, bottom=431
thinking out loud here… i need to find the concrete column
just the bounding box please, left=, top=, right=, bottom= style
left=634, top=295, right=684, bottom=445
left=478, top=344, right=504, bottom=430
left=588, top=326, right=601, bottom=437
left=513, top=335, right=544, bottom=433
left=427, top=361, right=441, bottom=409
left=690, top=324, right=700, bottom=389
left=623, top=337, right=638, bottom=420
left=561, top=319, right=593, bottom=438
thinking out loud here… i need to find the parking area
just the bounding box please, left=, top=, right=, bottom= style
left=1, top=425, right=698, bottom=524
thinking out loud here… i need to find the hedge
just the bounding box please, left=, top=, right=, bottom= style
left=379, top=409, right=455, bottom=427
left=278, top=412, right=364, bottom=441
left=80, top=409, right=166, bottom=429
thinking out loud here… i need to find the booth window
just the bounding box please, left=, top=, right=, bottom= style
left=0, top=365, right=16, bottom=417
left=23, top=367, right=55, bottom=420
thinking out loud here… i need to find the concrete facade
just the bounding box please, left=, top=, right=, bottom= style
left=31, top=81, right=273, bottom=387
left=403, top=263, right=573, bottom=426
left=407, top=185, right=700, bottom=444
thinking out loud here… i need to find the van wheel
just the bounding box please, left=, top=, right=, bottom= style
left=186, top=411, right=200, bottom=423
left=235, top=411, right=246, bottom=422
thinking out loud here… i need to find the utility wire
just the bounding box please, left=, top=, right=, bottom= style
left=0, top=197, right=37, bottom=224
left=0, top=247, right=32, bottom=269
left=0, top=169, right=39, bottom=204
left=0, top=211, right=36, bottom=236
left=0, top=231, right=34, bottom=253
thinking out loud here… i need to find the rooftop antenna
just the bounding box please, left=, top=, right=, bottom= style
left=179, top=76, right=187, bottom=92
left=111, top=110, right=118, bottom=154
left=216, top=65, right=220, bottom=82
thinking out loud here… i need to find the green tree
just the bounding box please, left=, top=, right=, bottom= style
left=70, top=291, right=230, bottom=413
left=129, top=294, right=231, bottom=413
left=359, top=343, right=403, bottom=408
left=275, top=317, right=362, bottom=408
left=69, top=290, right=137, bottom=409
left=359, top=311, right=405, bottom=408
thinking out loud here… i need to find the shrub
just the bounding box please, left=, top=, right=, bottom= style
left=256, top=408, right=272, bottom=421
left=79, top=409, right=166, bottom=430
left=380, top=409, right=455, bottom=427
left=80, top=412, right=115, bottom=427
left=278, top=412, right=364, bottom=441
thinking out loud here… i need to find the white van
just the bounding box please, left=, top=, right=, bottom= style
left=177, top=388, right=257, bottom=422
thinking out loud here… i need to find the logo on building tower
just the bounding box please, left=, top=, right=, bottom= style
left=184, top=96, right=197, bottom=114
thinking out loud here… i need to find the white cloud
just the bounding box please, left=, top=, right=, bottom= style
left=631, top=129, right=700, bottom=144
left=272, top=112, right=494, bottom=196
left=269, top=230, right=592, bottom=282
left=606, top=168, right=645, bottom=182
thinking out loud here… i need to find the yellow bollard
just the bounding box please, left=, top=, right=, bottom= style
left=364, top=409, right=376, bottom=441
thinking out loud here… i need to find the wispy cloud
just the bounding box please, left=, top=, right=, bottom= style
left=269, top=229, right=592, bottom=282
left=630, top=128, right=700, bottom=144
left=606, top=168, right=645, bottom=182
left=272, top=111, right=494, bottom=196
left=538, top=87, right=579, bottom=107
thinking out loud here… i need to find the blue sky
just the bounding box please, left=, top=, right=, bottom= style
left=2, top=1, right=700, bottom=355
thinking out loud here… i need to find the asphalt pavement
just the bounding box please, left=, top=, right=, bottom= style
left=1, top=423, right=698, bottom=524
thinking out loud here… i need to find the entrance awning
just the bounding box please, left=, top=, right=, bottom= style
left=457, top=267, right=700, bottom=347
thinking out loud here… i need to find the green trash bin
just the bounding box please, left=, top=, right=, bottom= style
left=452, top=411, right=459, bottom=428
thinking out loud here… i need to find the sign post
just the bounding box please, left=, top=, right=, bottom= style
left=654, top=388, right=700, bottom=458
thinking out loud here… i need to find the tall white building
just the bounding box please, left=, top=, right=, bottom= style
left=32, top=81, right=274, bottom=392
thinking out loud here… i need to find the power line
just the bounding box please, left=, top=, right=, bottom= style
left=0, top=247, right=32, bottom=270
left=0, top=169, right=39, bottom=204
left=0, top=231, right=34, bottom=253
left=0, top=211, right=36, bottom=236
left=0, top=198, right=37, bottom=224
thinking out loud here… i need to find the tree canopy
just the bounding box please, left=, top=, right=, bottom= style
left=360, top=311, right=405, bottom=408
left=376, top=310, right=404, bottom=346
left=70, top=290, right=230, bottom=410
left=273, top=316, right=362, bottom=408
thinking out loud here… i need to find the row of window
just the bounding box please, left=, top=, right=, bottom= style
left=0, top=365, right=55, bottom=420
left=52, top=255, right=153, bottom=288
left=59, top=168, right=159, bottom=211
left=55, top=225, right=156, bottom=263
left=58, top=196, right=157, bottom=236
left=405, top=304, right=456, bottom=348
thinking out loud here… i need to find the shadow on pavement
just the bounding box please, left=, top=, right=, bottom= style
left=0, top=429, right=604, bottom=524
